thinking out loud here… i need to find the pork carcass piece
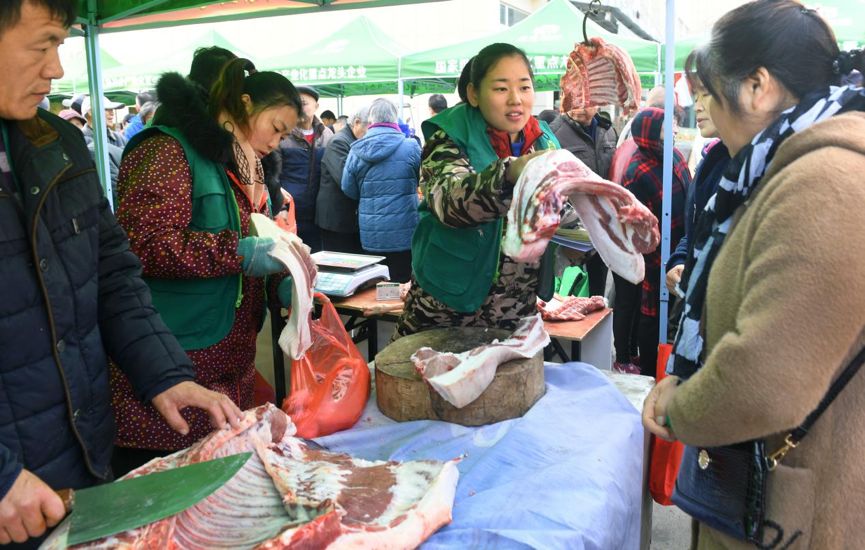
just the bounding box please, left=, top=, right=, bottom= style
left=412, top=314, right=549, bottom=408
left=560, top=37, right=642, bottom=117
left=502, top=149, right=659, bottom=284
left=250, top=213, right=318, bottom=359
left=537, top=295, right=607, bottom=321
left=63, top=404, right=459, bottom=550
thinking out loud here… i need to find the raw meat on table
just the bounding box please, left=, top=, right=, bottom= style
left=560, top=37, right=642, bottom=117
left=413, top=314, right=550, bottom=408
left=51, top=404, right=458, bottom=550
left=538, top=295, right=606, bottom=321
left=502, top=149, right=659, bottom=284
left=250, top=213, right=318, bottom=359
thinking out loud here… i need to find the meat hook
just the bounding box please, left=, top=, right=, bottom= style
left=582, top=0, right=603, bottom=45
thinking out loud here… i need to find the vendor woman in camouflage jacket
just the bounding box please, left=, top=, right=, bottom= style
left=395, top=43, right=558, bottom=338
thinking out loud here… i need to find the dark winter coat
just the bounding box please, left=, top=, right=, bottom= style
left=0, top=111, right=193, bottom=498
left=316, top=124, right=359, bottom=233
left=549, top=113, right=618, bottom=178
left=278, top=118, right=333, bottom=223
left=666, top=139, right=730, bottom=272
left=341, top=126, right=421, bottom=252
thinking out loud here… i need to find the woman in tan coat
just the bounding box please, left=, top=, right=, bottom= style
left=642, top=1, right=865, bottom=548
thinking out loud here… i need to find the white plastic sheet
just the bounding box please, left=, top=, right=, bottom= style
left=316, top=361, right=644, bottom=550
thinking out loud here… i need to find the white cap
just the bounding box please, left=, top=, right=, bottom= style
left=80, top=95, right=124, bottom=116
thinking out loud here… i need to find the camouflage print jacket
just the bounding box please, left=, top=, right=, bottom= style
left=395, top=129, right=542, bottom=337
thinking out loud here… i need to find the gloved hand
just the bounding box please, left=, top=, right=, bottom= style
left=277, top=276, right=293, bottom=308
left=236, top=237, right=284, bottom=277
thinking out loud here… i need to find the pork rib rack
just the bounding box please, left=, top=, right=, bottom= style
left=560, top=37, right=642, bottom=118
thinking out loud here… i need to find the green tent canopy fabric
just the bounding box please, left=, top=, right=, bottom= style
left=77, top=0, right=448, bottom=32
left=259, top=16, right=409, bottom=98
left=400, top=0, right=657, bottom=92
left=51, top=29, right=251, bottom=94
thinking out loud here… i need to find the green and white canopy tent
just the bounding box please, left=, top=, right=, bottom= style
left=70, top=0, right=447, bottom=206
left=53, top=29, right=250, bottom=95
left=257, top=16, right=451, bottom=99
left=399, top=0, right=657, bottom=93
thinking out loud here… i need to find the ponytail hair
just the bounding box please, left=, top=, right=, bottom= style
left=209, top=58, right=302, bottom=134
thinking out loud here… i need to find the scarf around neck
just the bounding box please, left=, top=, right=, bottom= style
left=486, top=115, right=543, bottom=159
left=670, top=85, right=865, bottom=379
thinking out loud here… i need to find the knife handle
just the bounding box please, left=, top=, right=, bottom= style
left=56, top=488, right=75, bottom=513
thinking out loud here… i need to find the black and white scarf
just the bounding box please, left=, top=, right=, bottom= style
left=670, top=85, right=865, bottom=379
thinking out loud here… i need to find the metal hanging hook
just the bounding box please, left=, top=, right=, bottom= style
left=582, top=0, right=603, bottom=45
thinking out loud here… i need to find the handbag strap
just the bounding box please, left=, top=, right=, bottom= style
left=767, top=342, right=865, bottom=469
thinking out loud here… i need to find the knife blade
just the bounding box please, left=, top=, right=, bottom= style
left=58, top=451, right=251, bottom=546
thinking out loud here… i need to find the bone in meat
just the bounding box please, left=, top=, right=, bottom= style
left=412, top=314, right=550, bottom=408
left=560, top=37, right=642, bottom=117
left=61, top=405, right=459, bottom=550
left=502, top=149, right=659, bottom=284
left=537, top=295, right=607, bottom=321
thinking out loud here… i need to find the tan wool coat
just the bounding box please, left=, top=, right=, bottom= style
left=667, top=112, right=865, bottom=549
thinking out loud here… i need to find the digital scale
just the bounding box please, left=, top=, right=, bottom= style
left=312, top=251, right=391, bottom=297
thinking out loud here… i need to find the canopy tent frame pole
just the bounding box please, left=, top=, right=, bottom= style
left=83, top=0, right=113, bottom=209
left=658, top=0, right=675, bottom=361
left=397, top=55, right=405, bottom=124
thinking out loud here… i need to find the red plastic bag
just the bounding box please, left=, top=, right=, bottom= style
left=648, top=343, right=684, bottom=505
left=281, top=293, right=370, bottom=438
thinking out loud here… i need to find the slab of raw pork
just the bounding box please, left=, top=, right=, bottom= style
left=502, top=149, right=659, bottom=284
left=412, top=314, right=549, bottom=408
left=560, top=37, right=642, bottom=117
left=537, top=295, right=606, bottom=321
left=250, top=213, right=318, bottom=359
left=48, top=404, right=458, bottom=550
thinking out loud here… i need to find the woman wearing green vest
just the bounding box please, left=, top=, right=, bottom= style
left=109, top=59, right=303, bottom=473
left=396, top=43, right=559, bottom=337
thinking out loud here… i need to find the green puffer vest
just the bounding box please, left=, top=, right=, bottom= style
left=412, top=104, right=558, bottom=312
left=124, top=125, right=241, bottom=350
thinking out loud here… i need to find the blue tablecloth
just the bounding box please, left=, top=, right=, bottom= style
left=316, top=361, right=644, bottom=550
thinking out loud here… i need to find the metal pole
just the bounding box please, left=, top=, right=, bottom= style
left=83, top=0, right=114, bottom=210
left=659, top=0, right=675, bottom=347
left=397, top=78, right=405, bottom=120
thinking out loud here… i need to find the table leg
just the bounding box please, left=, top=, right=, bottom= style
left=367, top=318, right=379, bottom=360
left=571, top=340, right=581, bottom=362
left=270, top=307, right=287, bottom=405
left=548, top=339, right=570, bottom=362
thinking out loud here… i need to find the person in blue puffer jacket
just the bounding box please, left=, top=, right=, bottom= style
left=341, top=98, right=421, bottom=282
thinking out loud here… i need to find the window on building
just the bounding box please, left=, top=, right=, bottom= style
left=500, top=3, right=528, bottom=27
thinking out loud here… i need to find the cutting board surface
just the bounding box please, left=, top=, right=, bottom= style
left=375, top=327, right=544, bottom=426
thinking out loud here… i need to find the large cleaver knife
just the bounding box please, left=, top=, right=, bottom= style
left=56, top=452, right=251, bottom=546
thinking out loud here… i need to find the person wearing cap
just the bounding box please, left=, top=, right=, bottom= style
left=0, top=2, right=244, bottom=545
left=58, top=108, right=86, bottom=129
left=62, top=92, right=86, bottom=115
left=123, top=90, right=156, bottom=141
left=277, top=85, right=333, bottom=252
left=81, top=94, right=127, bottom=149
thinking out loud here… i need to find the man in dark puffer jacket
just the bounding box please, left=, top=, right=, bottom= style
left=0, top=2, right=243, bottom=547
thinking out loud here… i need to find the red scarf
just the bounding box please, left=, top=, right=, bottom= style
left=485, top=116, right=543, bottom=159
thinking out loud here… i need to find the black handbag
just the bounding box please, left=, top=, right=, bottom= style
left=672, top=344, right=865, bottom=544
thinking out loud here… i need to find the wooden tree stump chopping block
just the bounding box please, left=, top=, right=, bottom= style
left=375, top=327, right=545, bottom=426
